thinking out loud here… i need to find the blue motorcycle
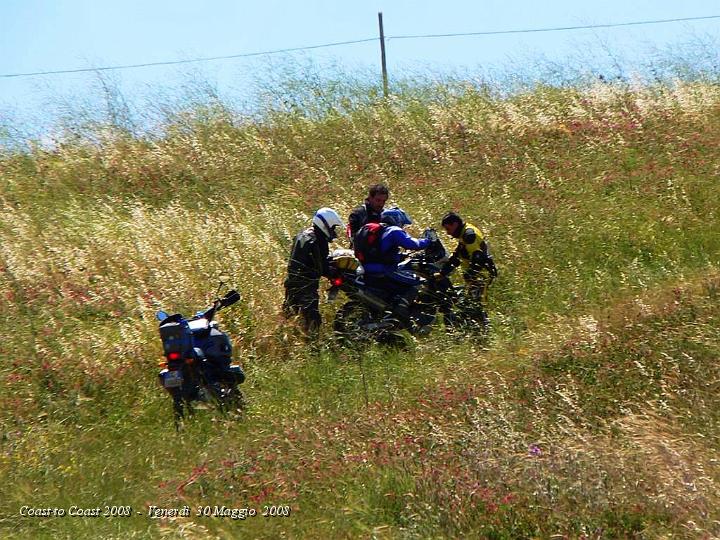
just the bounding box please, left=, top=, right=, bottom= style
left=155, top=287, right=245, bottom=428
left=327, top=229, right=460, bottom=346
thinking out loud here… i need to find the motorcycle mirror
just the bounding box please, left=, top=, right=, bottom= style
left=220, top=289, right=241, bottom=308
left=156, top=310, right=169, bottom=322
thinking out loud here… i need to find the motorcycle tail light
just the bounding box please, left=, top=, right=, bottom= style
left=332, top=277, right=343, bottom=286
left=167, top=351, right=181, bottom=361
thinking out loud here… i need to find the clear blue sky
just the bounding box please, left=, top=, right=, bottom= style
left=1, top=0, right=718, bottom=135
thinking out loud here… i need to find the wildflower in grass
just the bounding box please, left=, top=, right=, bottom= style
left=2, top=71, right=720, bottom=538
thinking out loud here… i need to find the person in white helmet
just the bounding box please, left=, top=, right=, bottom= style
left=283, top=207, right=345, bottom=336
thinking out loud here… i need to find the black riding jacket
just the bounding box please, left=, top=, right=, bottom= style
left=348, top=200, right=383, bottom=240
left=284, top=225, right=330, bottom=292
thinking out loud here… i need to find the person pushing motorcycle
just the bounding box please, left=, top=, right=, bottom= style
left=356, top=207, right=431, bottom=325
left=437, top=211, right=498, bottom=329
left=284, top=207, right=344, bottom=336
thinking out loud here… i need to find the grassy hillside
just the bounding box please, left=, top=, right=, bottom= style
left=1, top=76, right=719, bottom=538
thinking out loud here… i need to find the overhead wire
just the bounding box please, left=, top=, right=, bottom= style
left=0, top=38, right=379, bottom=79
left=388, top=14, right=720, bottom=40
left=1, top=14, right=718, bottom=79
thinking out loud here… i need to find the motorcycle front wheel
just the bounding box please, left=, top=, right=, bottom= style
left=220, top=383, right=245, bottom=414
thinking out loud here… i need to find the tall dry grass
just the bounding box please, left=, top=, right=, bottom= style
left=1, top=66, right=719, bottom=537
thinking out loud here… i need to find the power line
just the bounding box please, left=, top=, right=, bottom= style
left=1, top=14, right=719, bottom=79
left=389, top=14, right=720, bottom=40
left=0, top=37, right=378, bottom=79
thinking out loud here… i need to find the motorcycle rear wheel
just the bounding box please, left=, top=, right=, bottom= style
left=333, top=301, right=408, bottom=348
left=170, top=389, right=195, bottom=431
left=221, top=384, right=246, bottom=414
left=333, top=301, right=378, bottom=347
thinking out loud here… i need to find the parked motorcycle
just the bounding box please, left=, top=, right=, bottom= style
left=155, top=286, right=245, bottom=428
left=327, top=229, right=461, bottom=346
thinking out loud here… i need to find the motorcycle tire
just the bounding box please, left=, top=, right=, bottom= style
left=334, top=301, right=410, bottom=348
left=207, top=381, right=245, bottom=415
left=222, top=384, right=246, bottom=414
left=170, top=389, right=194, bottom=431
left=333, top=301, right=378, bottom=347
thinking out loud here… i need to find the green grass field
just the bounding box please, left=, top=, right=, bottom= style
left=1, top=73, right=719, bottom=538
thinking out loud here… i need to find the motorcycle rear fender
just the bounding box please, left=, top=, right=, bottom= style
left=158, top=368, right=183, bottom=395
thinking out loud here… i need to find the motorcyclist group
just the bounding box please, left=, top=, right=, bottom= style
left=283, top=183, right=498, bottom=339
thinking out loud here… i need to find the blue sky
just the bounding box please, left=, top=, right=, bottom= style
left=1, top=0, right=719, bottom=135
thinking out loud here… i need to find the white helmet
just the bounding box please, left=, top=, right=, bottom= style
left=312, top=207, right=344, bottom=240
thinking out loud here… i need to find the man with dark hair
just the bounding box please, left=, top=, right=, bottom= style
left=437, top=211, right=498, bottom=329
left=347, top=183, right=389, bottom=244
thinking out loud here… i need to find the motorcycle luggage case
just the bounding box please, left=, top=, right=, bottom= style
left=227, top=364, right=245, bottom=384
left=159, top=321, right=188, bottom=355
left=203, top=328, right=233, bottom=365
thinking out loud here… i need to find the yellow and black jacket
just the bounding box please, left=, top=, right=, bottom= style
left=440, top=222, right=497, bottom=284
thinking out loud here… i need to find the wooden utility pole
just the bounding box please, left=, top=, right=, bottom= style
left=378, top=12, right=389, bottom=97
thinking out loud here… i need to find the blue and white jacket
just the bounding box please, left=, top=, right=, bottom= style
left=363, top=226, right=430, bottom=275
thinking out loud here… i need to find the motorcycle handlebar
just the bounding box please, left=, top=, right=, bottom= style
left=220, top=289, right=241, bottom=308
left=157, top=290, right=241, bottom=325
